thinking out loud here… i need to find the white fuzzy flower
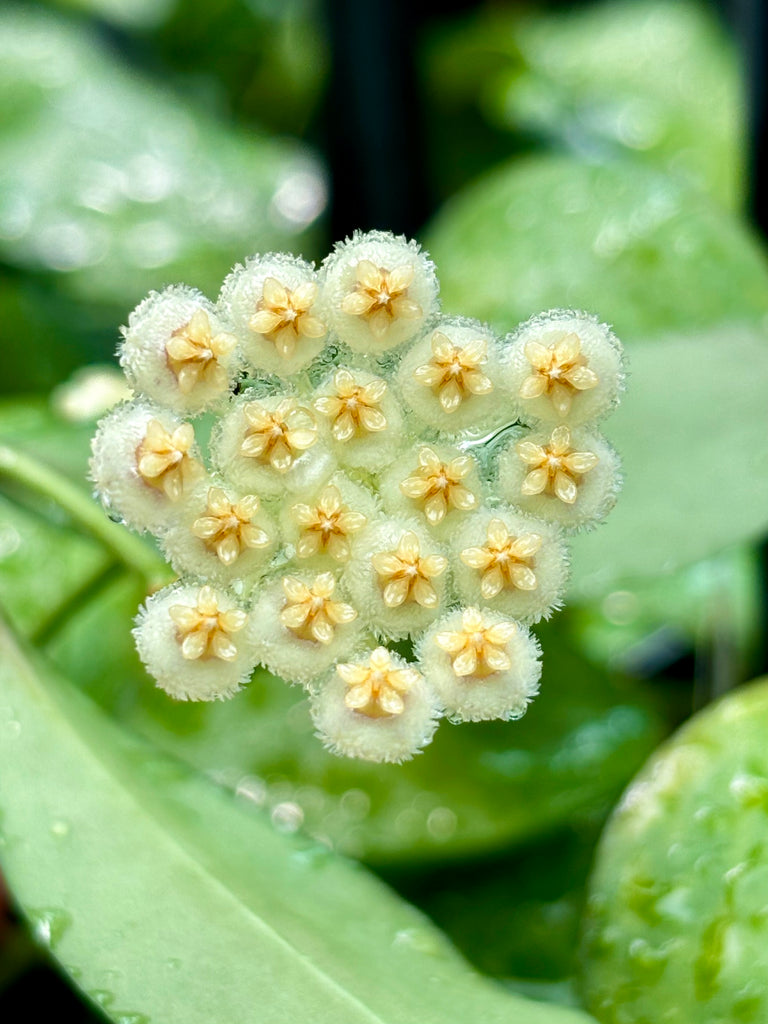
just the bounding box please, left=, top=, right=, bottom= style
left=219, top=253, right=327, bottom=375
left=280, top=472, right=378, bottom=565
left=397, top=316, right=512, bottom=436
left=248, top=571, right=363, bottom=686
left=320, top=230, right=439, bottom=353
left=134, top=583, right=257, bottom=701
left=504, top=310, right=625, bottom=426
left=161, top=483, right=276, bottom=586
left=210, top=392, right=335, bottom=498
left=378, top=443, right=483, bottom=534
left=342, top=519, right=449, bottom=640
left=418, top=607, right=541, bottom=723
left=312, top=367, right=407, bottom=471
left=90, top=401, right=204, bottom=533
left=451, top=508, right=569, bottom=623
left=497, top=424, right=622, bottom=530
left=310, top=647, right=441, bottom=763
left=119, top=285, right=239, bottom=414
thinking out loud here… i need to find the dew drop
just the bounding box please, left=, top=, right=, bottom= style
left=392, top=927, right=447, bottom=957
left=28, top=907, right=72, bottom=949
left=166, top=957, right=182, bottom=971
left=50, top=820, right=70, bottom=838
left=89, top=990, right=115, bottom=1009
left=0, top=718, right=21, bottom=739
left=427, top=807, right=457, bottom=841
left=340, top=788, right=370, bottom=821
left=270, top=801, right=304, bottom=833
left=235, top=775, right=267, bottom=807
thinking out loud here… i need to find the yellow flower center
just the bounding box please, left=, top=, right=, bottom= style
left=290, top=484, right=367, bottom=562
left=370, top=530, right=447, bottom=609
left=191, top=487, right=269, bottom=565
left=399, top=447, right=478, bottom=525
left=169, top=585, right=247, bottom=661
left=314, top=368, right=388, bottom=442
left=519, top=333, right=599, bottom=417
left=239, top=398, right=318, bottom=473
left=165, top=309, right=236, bottom=395
left=516, top=426, right=599, bottom=505
left=412, top=331, right=493, bottom=413
left=434, top=608, right=517, bottom=678
left=340, top=260, right=422, bottom=339
left=338, top=646, right=421, bottom=718
left=460, top=519, right=542, bottom=599
left=136, top=418, right=203, bottom=501
left=249, top=276, right=326, bottom=359
left=279, top=572, right=357, bottom=645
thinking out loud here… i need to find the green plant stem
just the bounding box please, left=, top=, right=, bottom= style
left=0, top=444, right=171, bottom=590
left=30, top=560, right=125, bottom=647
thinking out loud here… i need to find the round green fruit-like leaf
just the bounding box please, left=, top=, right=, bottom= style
left=581, top=677, right=768, bottom=1023
left=425, top=155, right=768, bottom=341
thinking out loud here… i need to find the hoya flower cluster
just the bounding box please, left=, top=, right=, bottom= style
left=90, top=230, right=625, bottom=764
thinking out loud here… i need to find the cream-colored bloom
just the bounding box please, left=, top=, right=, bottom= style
left=519, top=332, right=598, bottom=418
left=240, top=398, right=318, bottom=473
left=165, top=309, right=236, bottom=395
left=434, top=607, right=516, bottom=678
left=338, top=646, right=421, bottom=718
left=136, top=418, right=203, bottom=501
left=371, top=530, right=447, bottom=609
left=290, top=483, right=367, bottom=562
left=413, top=331, right=493, bottom=414
left=419, top=607, right=541, bottom=723
left=279, top=572, right=357, bottom=645
left=340, top=260, right=421, bottom=339
left=314, top=368, right=388, bottom=442
left=191, top=487, right=270, bottom=566
left=169, top=585, right=247, bottom=662
left=460, top=518, right=541, bottom=600
left=516, top=425, right=599, bottom=505
left=399, top=447, right=478, bottom=526
left=249, top=276, right=325, bottom=360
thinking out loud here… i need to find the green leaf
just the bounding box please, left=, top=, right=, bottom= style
left=425, top=0, right=743, bottom=207
left=47, top=575, right=664, bottom=864
left=568, top=327, right=768, bottom=596
left=0, top=7, right=325, bottom=309
left=0, top=612, right=596, bottom=1024
left=580, top=677, right=768, bottom=1023
left=391, top=824, right=600, bottom=986
left=425, top=155, right=768, bottom=341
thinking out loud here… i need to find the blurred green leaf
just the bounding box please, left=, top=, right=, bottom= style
left=0, top=6, right=326, bottom=308
left=424, top=0, right=743, bottom=207
left=390, top=824, right=600, bottom=987
left=567, top=327, right=768, bottom=596
left=0, top=400, right=109, bottom=635
left=51, top=0, right=175, bottom=29
left=572, top=546, right=762, bottom=675
left=581, top=676, right=768, bottom=1023
left=425, top=155, right=768, bottom=341
left=0, top=613, right=597, bottom=1024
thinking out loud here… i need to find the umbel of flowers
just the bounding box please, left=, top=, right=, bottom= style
left=90, top=231, right=625, bottom=764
